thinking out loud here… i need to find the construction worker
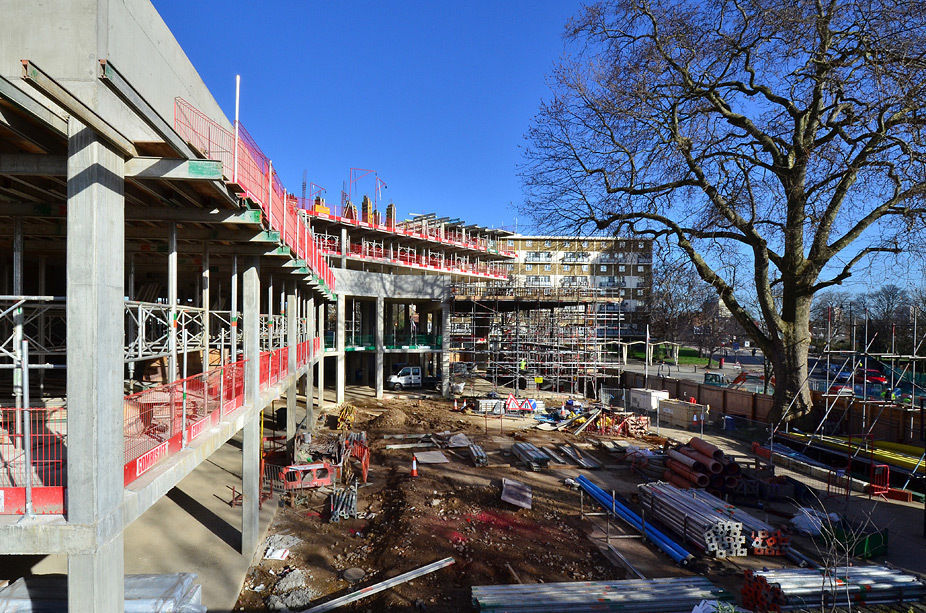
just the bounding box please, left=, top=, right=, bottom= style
left=519, top=358, right=526, bottom=373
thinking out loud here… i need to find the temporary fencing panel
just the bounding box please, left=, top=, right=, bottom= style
left=0, top=408, right=67, bottom=514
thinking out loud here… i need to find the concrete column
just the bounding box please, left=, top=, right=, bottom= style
left=65, top=118, right=125, bottom=612
left=286, top=292, right=297, bottom=440
left=242, top=259, right=261, bottom=555
left=305, top=295, right=315, bottom=429
left=441, top=302, right=451, bottom=398
left=375, top=296, right=384, bottom=399
left=319, top=301, right=328, bottom=407
left=335, top=297, right=345, bottom=404
left=168, top=222, right=178, bottom=383
left=340, top=227, right=348, bottom=269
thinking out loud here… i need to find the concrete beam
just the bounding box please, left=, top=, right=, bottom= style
left=22, top=60, right=137, bottom=157
left=0, top=155, right=222, bottom=181
left=98, top=60, right=196, bottom=159
left=65, top=117, right=125, bottom=612
left=125, top=157, right=223, bottom=180
left=0, top=104, right=62, bottom=151
left=0, top=153, right=65, bottom=175
left=0, top=73, right=67, bottom=136
left=0, top=200, right=264, bottom=224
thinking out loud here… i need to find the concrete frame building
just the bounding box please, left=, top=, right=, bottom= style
left=0, top=1, right=514, bottom=609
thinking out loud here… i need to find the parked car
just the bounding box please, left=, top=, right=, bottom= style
left=854, top=368, right=887, bottom=385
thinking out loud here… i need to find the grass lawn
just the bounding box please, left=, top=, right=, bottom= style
left=626, top=346, right=711, bottom=366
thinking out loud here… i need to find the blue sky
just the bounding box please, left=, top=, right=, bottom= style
left=152, top=1, right=581, bottom=232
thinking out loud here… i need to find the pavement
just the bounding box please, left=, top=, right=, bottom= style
left=0, top=390, right=341, bottom=611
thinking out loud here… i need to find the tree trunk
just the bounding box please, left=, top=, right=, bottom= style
left=769, top=298, right=813, bottom=422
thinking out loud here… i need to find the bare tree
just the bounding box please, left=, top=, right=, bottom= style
left=521, top=0, right=926, bottom=419
left=647, top=241, right=715, bottom=343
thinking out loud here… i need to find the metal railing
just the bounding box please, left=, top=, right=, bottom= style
left=0, top=407, right=67, bottom=514
left=123, top=360, right=246, bottom=486
left=173, top=98, right=335, bottom=292
left=451, top=283, right=623, bottom=300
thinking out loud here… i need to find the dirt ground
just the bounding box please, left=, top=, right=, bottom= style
left=233, top=395, right=649, bottom=611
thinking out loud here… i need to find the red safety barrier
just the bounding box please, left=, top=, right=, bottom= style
left=280, top=462, right=338, bottom=491
left=0, top=408, right=67, bottom=514
left=123, top=359, right=247, bottom=487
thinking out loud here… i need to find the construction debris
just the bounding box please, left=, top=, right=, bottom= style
left=558, top=444, right=601, bottom=469
left=500, top=478, right=532, bottom=509
left=577, top=475, right=693, bottom=565
left=413, top=450, right=449, bottom=464
left=471, top=577, right=732, bottom=612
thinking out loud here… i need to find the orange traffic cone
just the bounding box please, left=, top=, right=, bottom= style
left=410, top=456, right=419, bottom=478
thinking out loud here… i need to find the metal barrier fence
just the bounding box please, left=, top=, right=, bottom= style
left=0, top=407, right=67, bottom=514
left=123, top=360, right=247, bottom=486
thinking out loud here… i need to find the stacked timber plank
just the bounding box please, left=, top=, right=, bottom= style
left=638, top=482, right=749, bottom=558
left=742, top=566, right=926, bottom=611
left=472, top=577, right=732, bottom=612
left=664, top=437, right=741, bottom=491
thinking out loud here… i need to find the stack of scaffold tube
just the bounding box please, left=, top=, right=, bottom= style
left=742, top=566, right=926, bottom=611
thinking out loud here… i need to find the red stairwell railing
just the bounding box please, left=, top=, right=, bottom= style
left=173, top=99, right=335, bottom=293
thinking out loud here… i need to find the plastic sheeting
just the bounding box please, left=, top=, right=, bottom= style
left=0, top=573, right=205, bottom=612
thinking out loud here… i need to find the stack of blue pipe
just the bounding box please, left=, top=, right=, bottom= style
left=576, top=475, right=693, bottom=565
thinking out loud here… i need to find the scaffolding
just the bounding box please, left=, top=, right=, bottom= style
left=450, top=283, right=636, bottom=397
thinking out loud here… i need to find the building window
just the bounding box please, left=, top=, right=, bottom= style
left=544, top=240, right=551, bottom=247
left=619, top=241, right=625, bottom=249
left=582, top=240, right=588, bottom=247
left=507, top=239, right=514, bottom=247
left=582, top=264, right=589, bottom=272
left=564, top=264, right=571, bottom=271
left=544, top=264, right=551, bottom=271
left=638, top=241, right=645, bottom=249
left=526, top=240, right=533, bottom=247
left=600, top=265, right=607, bottom=272
left=526, top=264, right=533, bottom=271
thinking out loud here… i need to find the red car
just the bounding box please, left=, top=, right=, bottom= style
left=854, top=369, right=887, bottom=385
